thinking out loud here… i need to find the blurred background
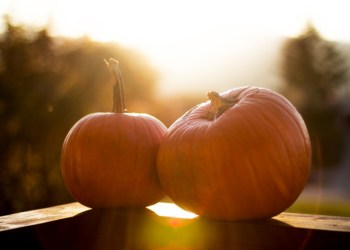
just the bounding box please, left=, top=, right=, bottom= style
left=0, top=0, right=350, bottom=216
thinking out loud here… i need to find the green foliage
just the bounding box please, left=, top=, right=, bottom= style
left=280, top=24, right=349, bottom=168
left=0, top=19, right=158, bottom=215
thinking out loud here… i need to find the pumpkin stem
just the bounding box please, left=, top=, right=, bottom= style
left=204, top=91, right=238, bottom=120
left=105, top=58, right=127, bottom=113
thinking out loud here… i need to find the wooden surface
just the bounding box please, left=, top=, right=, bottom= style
left=0, top=202, right=350, bottom=249
left=0, top=202, right=90, bottom=231
left=274, top=212, right=350, bottom=232
left=1, top=202, right=350, bottom=233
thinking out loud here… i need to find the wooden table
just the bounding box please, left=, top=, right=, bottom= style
left=0, top=202, right=349, bottom=249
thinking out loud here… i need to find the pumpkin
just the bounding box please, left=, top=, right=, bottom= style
left=61, top=59, right=167, bottom=208
left=157, top=87, right=311, bottom=220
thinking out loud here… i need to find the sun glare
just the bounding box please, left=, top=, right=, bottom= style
left=309, top=0, right=350, bottom=42
left=3, top=0, right=349, bottom=48
left=2, top=0, right=350, bottom=95
left=147, top=202, right=198, bottom=219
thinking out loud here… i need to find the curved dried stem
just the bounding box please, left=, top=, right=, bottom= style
left=105, top=58, right=127, bottom=113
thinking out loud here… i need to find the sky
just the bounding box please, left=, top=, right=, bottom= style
left=1, top=0, right=350, bottom=96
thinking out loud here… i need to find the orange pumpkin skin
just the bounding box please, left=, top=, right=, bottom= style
left=61, top=112, right=167, bottom=208
left=157, top=87, right=311, bottom=220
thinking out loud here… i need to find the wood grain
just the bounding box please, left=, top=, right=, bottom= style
left=1, top=202, right=349, bottom=232
left=0, top=202, right=90, bottom=231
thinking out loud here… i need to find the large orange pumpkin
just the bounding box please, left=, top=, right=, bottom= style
left=61, top=59, right=166, bottom=208
left=157, top=87, right=311, bottom=220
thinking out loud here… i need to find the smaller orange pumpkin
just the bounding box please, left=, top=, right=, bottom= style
left=61, top=59, right=166, bottom=208
left=157, top=87, right=311, bottom=220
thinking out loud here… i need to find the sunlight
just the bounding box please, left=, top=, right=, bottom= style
left=147, top=202, right=198, bottom=219
left=1, top=0, right=350, bottom=96
left=1, top=0, right=311, bottom=48
left=3, top=0, right=349, bottom=49
left=49, top=0, right=311, bottom=50
left=309, top=0, right=350, bottom=42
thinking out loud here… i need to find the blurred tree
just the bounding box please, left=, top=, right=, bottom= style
left=280, top=24, right=349, bottom=169
left=0, top=17, right=158, bottom=215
